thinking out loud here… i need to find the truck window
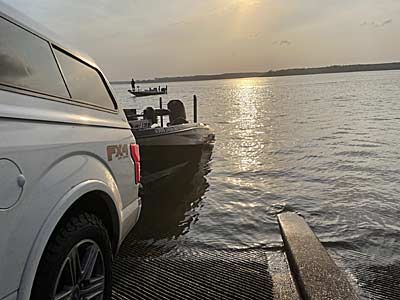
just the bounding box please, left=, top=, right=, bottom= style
left=0, top=17, right=69, bottom=98
left=54, top=49, right=116, bottom=110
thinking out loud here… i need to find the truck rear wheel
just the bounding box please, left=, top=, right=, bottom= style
left=31, top=213, right=113, bottom=300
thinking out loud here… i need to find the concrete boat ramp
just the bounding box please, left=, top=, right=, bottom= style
left=112, top=213, right=359, bottom=300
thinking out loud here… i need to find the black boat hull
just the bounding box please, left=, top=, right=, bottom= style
left=127, top=145, right=213, bottom=240
left=134, top=124, right=215, bottom=185
left=140, top=144, right=212, bottom=176
left=128, top=89, right=167, bottom=97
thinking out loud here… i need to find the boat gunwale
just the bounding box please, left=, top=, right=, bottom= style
left=132, top=124, right=212, bottom=139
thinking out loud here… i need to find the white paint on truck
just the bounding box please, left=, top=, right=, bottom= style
left=0, top=2, right=141, bottom=300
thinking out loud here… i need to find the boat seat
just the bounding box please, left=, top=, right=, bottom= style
left=143, top=107, right=157, bottom=124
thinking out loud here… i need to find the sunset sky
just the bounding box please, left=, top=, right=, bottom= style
left=4, top=0, right=400, bottom=80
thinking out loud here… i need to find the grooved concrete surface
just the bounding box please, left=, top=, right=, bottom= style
left=111, top=212, right=400, bottom=300
left=330, top=249, right=400, bottom=300
left=112, top=241, right=299, bottom=300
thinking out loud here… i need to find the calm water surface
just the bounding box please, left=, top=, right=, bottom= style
left=112, top=71, right=400, bottom=262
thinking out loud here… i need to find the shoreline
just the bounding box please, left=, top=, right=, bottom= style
left=111, top=62, right=400, bottom=84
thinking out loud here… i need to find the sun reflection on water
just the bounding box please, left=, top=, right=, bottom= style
left=226, top=78, right=269, bottom=173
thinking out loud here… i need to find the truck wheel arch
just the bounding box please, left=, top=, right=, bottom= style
left=63, top=190, right=120, bottom=255
left=17, top=181, right=122, bottom=300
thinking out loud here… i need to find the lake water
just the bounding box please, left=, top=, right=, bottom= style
left=112, top=70, right=400, bottom=297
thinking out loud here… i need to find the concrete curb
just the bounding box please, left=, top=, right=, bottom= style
left=278, top=212, right=359, bottom=300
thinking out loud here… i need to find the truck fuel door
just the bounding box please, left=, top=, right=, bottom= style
left=0, top=159, right=25, bottom=209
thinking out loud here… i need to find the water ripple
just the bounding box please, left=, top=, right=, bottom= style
left=112, top=70, right=400, bottom=261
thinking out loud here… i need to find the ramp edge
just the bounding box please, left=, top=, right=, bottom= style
left=278, top=212, right=359, bottom=300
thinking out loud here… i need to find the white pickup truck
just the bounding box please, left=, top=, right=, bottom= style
left=0, top=3, right=141, bottom=300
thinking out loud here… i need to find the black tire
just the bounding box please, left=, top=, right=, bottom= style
left=31, top=213, right=113, bottom=300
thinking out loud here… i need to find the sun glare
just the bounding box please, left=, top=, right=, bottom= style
left=224, top=0, right=263, bottom=39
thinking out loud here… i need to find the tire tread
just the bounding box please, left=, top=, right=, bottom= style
left=31, top=212, right=112, bottom=300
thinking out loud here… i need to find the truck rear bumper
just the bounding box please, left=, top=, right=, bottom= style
left=120, top=197, right=142, bottom=245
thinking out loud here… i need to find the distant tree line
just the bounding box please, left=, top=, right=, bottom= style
left=111, top=62, right=400, bottom=84
left=263, top=63, right=400, bottom=77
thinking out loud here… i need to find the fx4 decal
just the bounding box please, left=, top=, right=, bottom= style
left=107, top=144, right=129, bottom=161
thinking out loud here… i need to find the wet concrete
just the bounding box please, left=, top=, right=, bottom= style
left=112, top=243, right=298, bottom=300
left=278, top=212, right=359, bottom=300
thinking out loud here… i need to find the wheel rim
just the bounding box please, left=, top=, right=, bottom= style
left=53, top=239, right=105, bottom=300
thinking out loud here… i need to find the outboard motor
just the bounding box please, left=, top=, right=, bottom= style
left=167, top=100, right=188, bottom=125
left=143, top=107, right=157, bottom=124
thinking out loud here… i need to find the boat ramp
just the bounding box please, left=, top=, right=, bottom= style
left=112, top=213, right=359, bottom=300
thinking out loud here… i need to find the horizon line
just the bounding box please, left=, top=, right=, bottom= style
left=110, top=61, right=400, bottom=84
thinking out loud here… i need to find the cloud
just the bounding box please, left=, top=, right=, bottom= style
left=381, top=19, right=393, bottom=26
left=361, top=19, right=393, bottom=28
left=248, top=32, right=260, bottom=39
left=273, top=40, right=291, bottom=46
